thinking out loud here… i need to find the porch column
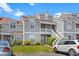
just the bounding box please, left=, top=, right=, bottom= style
left=21, top=18, right=25, bottom=45
left=10, top=35, right=12, bottom=45
left=1, top=35, right=3, bottom=40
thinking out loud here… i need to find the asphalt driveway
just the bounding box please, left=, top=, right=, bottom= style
left=15, top=52, right=68, bottom=56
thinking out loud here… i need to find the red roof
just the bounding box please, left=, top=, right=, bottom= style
left=0, top=17, right=12, bottom=23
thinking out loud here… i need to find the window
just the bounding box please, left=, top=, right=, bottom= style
left=41, top=24, right=45, bottom=28
left=58, top=41, right=65, bottom=45
left=30, top=19, right=35, bottom=29
left=76, top=24, right=79, bottom=28
left=12, top=36, right=14, bottom=39
left=64, top=41, right=76, bottom=45
left=68, top=36, right=71, bottom=40
left=10, top=22, right=16, bottom=28
left=29, top=34, right=35, bottom=43
left=58, top=41, right=76, bottom=45
left=77, top=17, right=79, bottom=19
left=45, top=16, right=48, bottom=20
left=0, top=41, right=8, bottom=46
left=67, top=21, right=72, bottom=30
left=76, top=34, right=79, bottom=39
left=0, top=24, right=2, bottom=29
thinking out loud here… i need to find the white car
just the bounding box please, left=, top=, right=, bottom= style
left=53, top=40, right=79, bottom=56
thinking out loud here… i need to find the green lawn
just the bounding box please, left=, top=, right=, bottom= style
left=12, top=45, right=53, bottom=54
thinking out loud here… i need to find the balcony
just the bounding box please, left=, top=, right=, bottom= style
left=76, top=28, right=79, bottom=32
left=40, top=28, right=52, bottom=34
left=0, top=24, right=3, bottom=30
left=0, top=27, right=2, bottom=30
left=76, top=24, right=79, bottom=32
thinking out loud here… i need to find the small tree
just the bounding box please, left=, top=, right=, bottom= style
left=47, top=36, right=56, bottom=46
left=16, top=40, right=23, bottom=45
left=35, top=42, right=41, bottom=45
left=24, top=40, right=32, bottom=45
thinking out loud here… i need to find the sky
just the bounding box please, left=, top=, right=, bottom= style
left=0, top=3, right=79, bottom=19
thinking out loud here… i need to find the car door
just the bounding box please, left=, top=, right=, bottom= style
left=61, top=41, right=71, bottom=52
left=57, top=41, right=66, bottom=52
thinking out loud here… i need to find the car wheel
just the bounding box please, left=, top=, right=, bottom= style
left=54, top=47, right=58, bottom=53
left=69, top=49, right=77, bottom=56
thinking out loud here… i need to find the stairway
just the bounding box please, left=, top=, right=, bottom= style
left=51, top=29, right=63, bottom=47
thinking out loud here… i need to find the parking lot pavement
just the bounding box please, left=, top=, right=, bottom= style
left=15, top=52, right=68, bottom=56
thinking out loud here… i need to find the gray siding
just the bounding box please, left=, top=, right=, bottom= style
left=53, top=19, right=64, bottom=32
left=17, top=25, right=23, bottom=31
left=2, top=20, right=17, bottom=33
left=23, top=18, right=41, bottom=43
left=64, top=20, right=75, bottom=32
left=24, top=20, right=29, bottom=32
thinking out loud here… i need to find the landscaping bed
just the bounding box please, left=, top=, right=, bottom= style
left=12, top=45, right=53, bottom=54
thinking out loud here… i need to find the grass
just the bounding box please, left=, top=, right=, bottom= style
left=12, top=45, right=53, bottom=54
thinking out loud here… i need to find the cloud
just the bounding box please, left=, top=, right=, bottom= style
left=0, top=3, right=14, bottom=13
left=29, top=3, right=35, bottom=6
left=0, top=9, right=2, bottom=11
left=0, top=3, right=24, bottom=17
left=15, top=9, right=24, bottom=17
left=54, top=13, right=62, bottom=16
left=0, top=9, right=2, bottom=14
left=54, top=13, right=62, bottom=17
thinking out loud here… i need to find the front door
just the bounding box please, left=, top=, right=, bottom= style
left=0, top=35, right=1, bottom=40
left=41, top=35, right=45, bottom=44
left=3, top=35, right=11, bottom=44
left=41, top=35, right=51, bottom=44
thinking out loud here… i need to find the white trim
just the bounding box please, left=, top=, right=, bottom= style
left=22, top=31, right=79, bottom=34
left=23, top=32, right=52, bottom=34
left=60, top=32, right=79, bottom=34
left=1, top=33, right=11, bottom=35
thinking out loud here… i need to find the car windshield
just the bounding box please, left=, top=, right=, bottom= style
left=78, top=40, right=79, bottom=42
left=0, top=41, right=8, bottom=46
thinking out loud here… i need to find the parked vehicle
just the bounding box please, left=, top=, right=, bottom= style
left=53, top=40, right=79, bottom=56
left=0, top=40, right=13, bottom=56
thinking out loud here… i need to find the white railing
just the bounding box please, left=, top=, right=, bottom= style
left=40, top=28, right=52, bottom=33
left=51, top=29, right=63, bottom=47
left=51, top=29, right=59, bottom=47
left=56, top=30, right=63, bottom=38
left=55, top=30, right=63, bottom=43
left=76, top=28, right=79, bottom=32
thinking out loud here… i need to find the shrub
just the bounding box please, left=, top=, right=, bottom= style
left=35, top=42, right=41, bottom=45
left=11, top=40, right=23, bottom=46
left=24, top=40, right=32, bottom=45
left=11, top=40, right=17, bottom=46
left=16, top=40, right=23, bottom=45
left=47, top=36, right=56, bottom=46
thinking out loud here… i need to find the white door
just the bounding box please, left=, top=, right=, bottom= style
left=59, top=45, right=69, bottom=52
left=57, top=41, right=67, bottom=52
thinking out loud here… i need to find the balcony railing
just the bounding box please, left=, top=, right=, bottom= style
left=76, top=28, right=79, bottom=32
left=0, top=26, right=3, bottom=30
left=40, top=28, right=52, bottom=33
